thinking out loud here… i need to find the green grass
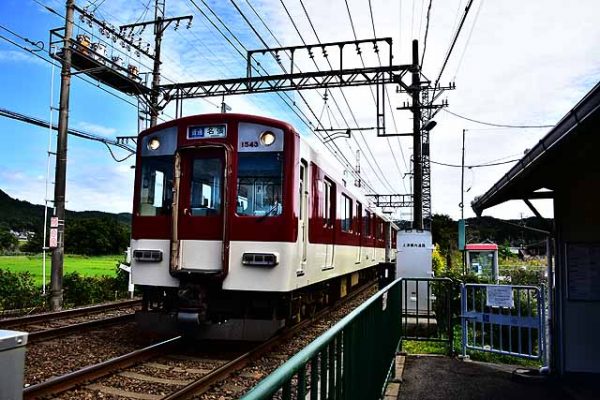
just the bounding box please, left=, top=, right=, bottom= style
left=0, top=254, right=122, bottom=286
left=401, top=325, right=541, bottom=368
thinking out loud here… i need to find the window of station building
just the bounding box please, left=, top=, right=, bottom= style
left=139, top=156, right=174, bottom=216
left=190, top=157, right=223, bottom=216
left=341, top=194, right=352, bottom=232
left=322, top=178, right=334, bottom=227
left=237, top=152, right=284, bottom=217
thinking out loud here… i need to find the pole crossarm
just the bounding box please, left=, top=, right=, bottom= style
left=158, top=65, right=412, bottom=103
left=367, top=194, right=414, bottom=208
left=72, top=4, right=155, bottom=59
left=120, top=15, right=193, bottom=33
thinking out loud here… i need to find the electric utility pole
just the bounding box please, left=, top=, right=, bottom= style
left=411, top=40, right=423, bottom=230
left=118, top=0, right=192, bottom=126
left=50, top=0, right=74, bottom=311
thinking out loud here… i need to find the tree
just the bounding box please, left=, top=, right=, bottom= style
left=65, top=217, right=129, bottom=255
left=20, top=229, right=44, bottom=253
left=0, top=228, right=18, bottom=252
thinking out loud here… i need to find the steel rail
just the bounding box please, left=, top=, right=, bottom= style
left=22, top=336, right=182, bottom=400
left=0, top=299, right=141, bottom=328
left=163, top=281, right=377, bottom=400
left=27, top=313, right=135, bottom=343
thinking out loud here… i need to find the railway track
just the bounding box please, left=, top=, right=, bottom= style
left=23, top=282, right=376, bottom=400
left=0, top=298, right=141, bottom=329
left=0, top=299, right=141, bottom=344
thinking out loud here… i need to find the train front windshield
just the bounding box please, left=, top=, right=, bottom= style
left=236, top=152, right=284, bottom=217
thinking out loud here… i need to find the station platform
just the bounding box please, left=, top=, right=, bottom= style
left=386, top=354, right=595, bottom=400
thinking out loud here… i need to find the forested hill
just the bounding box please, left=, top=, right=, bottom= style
left=0, top=189, right=131, bottom=231
left=431, top=214, right=553, bottom=255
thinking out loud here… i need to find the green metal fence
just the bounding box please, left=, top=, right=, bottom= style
left=241, top=279, right=403, bottom=400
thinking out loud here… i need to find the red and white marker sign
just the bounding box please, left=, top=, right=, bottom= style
left=50, top=217, right=59, bottom=228
left=49, top=228, right=58, bottom=248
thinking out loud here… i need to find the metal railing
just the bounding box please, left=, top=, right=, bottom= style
left=399, top=277, right=457, bottom=355
left=241, top=279, right=403, bottom=400
left=461, top=283, right=545, bottom=360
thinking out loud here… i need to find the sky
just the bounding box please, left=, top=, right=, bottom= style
left=0, top=0, right=598, bottom=222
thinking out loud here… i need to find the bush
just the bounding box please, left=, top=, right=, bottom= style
left=63, top=266, right=129, bottom=307
left=0, top=269, right=41, bottom=310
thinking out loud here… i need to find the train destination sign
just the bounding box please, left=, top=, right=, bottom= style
left=188, top=125, right=227, bottom=139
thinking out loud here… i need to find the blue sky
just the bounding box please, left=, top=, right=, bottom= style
left=0, top=0, right=599, bottom=220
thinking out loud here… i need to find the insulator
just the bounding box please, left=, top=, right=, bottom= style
left=174, top=21, right=180, bottom=31
left=112, top=35, right=117, bottom=43
left=186, top=20, right=192, bottom=29
left=135, top=50, right=140, bottom=57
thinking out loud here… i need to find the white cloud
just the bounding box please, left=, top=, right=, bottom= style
left=0, top=50, right=45, bottom=66
left=74, top=121, right=117, bottom=137
left=10, top=0, right=600, bottom=221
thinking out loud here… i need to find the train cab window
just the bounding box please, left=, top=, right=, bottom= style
left=322, top=178, right=335, bottom=227
left=190, top=158, right=222, bottom=216
left=237, top=152, right=283, bottom=217
left=341, top=194, right=352, bottom=232
left=139, top=156, right=174, bottom=216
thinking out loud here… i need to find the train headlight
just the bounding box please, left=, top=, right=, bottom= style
left=259, top=131, right=276, bottom=146
left=147, top=137, right=161, bottom=151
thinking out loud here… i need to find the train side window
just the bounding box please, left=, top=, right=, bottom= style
left=363, top=211, right=371, bottom=237
left=299, top=162, right=306, bottom=220
left=139, top=155, right=174, bottom=216
left=341, top=194, right=352, bottom=232
left=356, top=202, right=362, bottom=234
left=323, top=178, right=334, bottom=227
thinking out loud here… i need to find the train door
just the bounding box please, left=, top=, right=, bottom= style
left=355, top=202, right=362, bottom=264
left=173, top=147, right=228, bottom=273
left=298, top=160, right=308, bottom=272
left=323, top=178, right=335, bottom=269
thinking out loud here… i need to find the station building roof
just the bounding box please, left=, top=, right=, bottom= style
left=471, top=81, right=600, bottom=215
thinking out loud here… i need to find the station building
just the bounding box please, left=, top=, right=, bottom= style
left=472, top=81, right=600, bottom=376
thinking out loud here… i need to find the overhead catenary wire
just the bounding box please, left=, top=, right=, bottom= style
left=444, top=109, right=554, bottom=128
left=434, top=0, right=474, bottom=87
left=338, top=0, right=404, bottom=193
left=367, top=0, right=410, bottom=192
left=227, top=0, right=376, bottom=192
left=430, top=158, right=520, bottom=168
left=420, top=0, right=433, bottom=68
left=452, top=0, right=484, bottom=80
left=186, top=0, right=365, bottom=190
left=294, top=0, right=393, bottom=193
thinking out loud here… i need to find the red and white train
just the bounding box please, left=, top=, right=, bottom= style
left=130, top=113, right=397, bottom=340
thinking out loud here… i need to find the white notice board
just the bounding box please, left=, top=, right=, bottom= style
left=486, top=285, right=514, bottom=308
left=566, top=243, right=600, bottom=301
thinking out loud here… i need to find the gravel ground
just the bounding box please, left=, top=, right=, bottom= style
left=27, top=285, right=376, bottom=399
left=197, top=286, right=377, bottom=400
left=25, top=322, right=162, bottom=385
